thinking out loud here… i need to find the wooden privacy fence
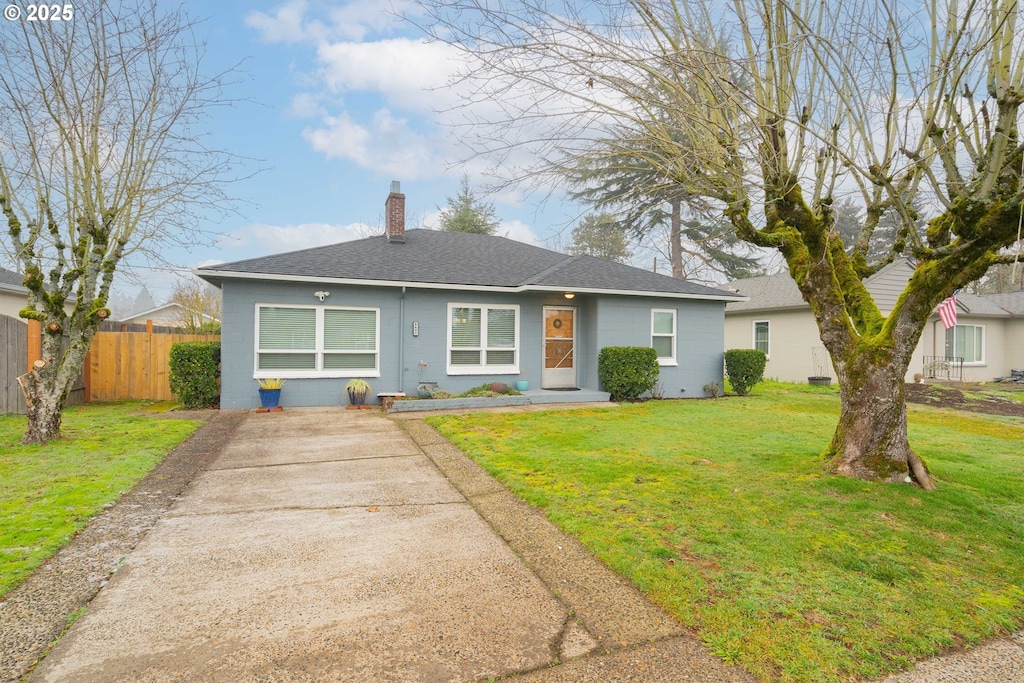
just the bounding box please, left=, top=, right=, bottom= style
left=1, top=317, right=217, bottom=412
left=86, top=325, right=220, bottom=402
left=1, top=315, right=28, bottom=414
left=2, top=316, right=87, bottom=414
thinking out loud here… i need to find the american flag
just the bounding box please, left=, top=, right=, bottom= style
left=937, top=292, right=958, bottom=329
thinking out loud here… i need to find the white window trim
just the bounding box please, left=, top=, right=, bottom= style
left=651, top=308, right=677, bottom=367
left=446, top=302, right=520, bottom=375
left=946, top=323, right=986, bottom=365
left=254, top=303, right=381, bottom=379
left=753, top=320, right=770, bottom=358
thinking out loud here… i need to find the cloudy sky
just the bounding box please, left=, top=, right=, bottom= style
left=106, top=0, right=581, bottom=308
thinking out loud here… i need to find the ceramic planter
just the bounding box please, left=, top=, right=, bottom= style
left=258, top=388, right=281, bottom=409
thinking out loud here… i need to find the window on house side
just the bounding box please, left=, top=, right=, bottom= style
left=255, top=304, right=379, bottom=377
left=651, top=309, right=677, bottom=366
left=754, top=320, right=770, bottom=357
left=944, top=324, right=984, bottom=364
left=448, top=303, right=519, bottom=374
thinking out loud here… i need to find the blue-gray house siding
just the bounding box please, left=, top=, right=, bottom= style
left=217, top=277, right=729, bottom=409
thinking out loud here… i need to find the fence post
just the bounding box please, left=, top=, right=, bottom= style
left=83, top=348, right=92, bottom=402
left=27, top=319, right=41, bottom=366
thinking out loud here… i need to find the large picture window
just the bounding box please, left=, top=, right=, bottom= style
left=651, top=309, right=677, bottom=366
left=945, top=324, right=985, bottom=364
left=256, top=304, right=379, bottom=377
left=447, top=303, right=519, bottom=374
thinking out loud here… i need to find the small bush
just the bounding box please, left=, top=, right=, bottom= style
left=168, top=342, right=221, bottom=409
left=724, top=349, right=767, bottom=396
left=598, top=346, right=660, bottom=401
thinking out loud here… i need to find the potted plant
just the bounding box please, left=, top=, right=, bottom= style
left=257, top=378, right=285, bottom=411
left=808, top=347, right=832, bottom=386
left=416, top=360, right=438, bottom=398
left=346, top=378, right=372, bottom=409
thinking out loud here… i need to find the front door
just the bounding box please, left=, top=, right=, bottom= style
left=542, top=306, right=576, bottom=388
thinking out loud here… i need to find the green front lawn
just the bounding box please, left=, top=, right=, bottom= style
left=0, top=403, right=201, bottom=596
left=428, top=384, right=1024, bottom=683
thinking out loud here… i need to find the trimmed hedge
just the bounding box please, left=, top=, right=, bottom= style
left=598, top=346, right=660, bottom=401
left=168, top=341, right=221, bottom=409
left=724, top=348, right=767, bottom=396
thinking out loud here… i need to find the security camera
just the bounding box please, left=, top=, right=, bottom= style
left=314, top=290, right=330, bottom=301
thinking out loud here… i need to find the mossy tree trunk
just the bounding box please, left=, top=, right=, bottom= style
left=827, top=340, right=930, bottom=488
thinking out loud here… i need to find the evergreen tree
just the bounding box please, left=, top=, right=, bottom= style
left=568, top=213, right=632, bottom=262
left=438, top=176, right=499, bottom=235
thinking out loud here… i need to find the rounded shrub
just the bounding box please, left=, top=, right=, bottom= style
left=597, top=346, right=660, bottom=401
left=168, top=341, right=221, bottom=409
left=724, top=348, right=767, bottom=396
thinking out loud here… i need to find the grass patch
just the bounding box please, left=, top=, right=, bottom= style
left=428, top=385, right=1024, bottom=683
left=0, top=402, right=201, bottom=597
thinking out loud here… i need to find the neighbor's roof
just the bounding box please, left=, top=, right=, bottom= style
left=725, top=264, right=1024, bottom=318
left=0, top=267, right=25, bottom=294
left=722, top=272, right=805, bottom=312
left=976, top=290, right=1024, bottom=315
left=197, top=229, right=744, bottom=302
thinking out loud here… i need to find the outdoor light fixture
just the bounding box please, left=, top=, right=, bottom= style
left=564, top=292, right=575, bottom=299
left=314, top=290, right=330, bottom=301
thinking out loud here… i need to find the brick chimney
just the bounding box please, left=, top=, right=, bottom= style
left=385, top=180, right=405, bottom=243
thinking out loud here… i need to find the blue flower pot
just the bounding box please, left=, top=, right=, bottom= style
left=515, top=380, right=529, bottom=391
left=258, top=388, right=281, bottom=409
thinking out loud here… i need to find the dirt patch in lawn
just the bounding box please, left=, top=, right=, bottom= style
left=904, top=382, right=1024, bottom=418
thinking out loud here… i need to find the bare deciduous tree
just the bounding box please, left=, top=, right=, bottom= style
left=0, top=0, right=239, bottom=443
left=419, top=0, right=1024, bottom=488
left=171, top=276, right=221, bottom=333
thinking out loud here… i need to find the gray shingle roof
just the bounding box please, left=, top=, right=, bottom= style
left=723, top=272, right=805, bottom=312
left=199, top=229, right=742, bottom=301
left=976, top=290, right=1024, bottom=315
left=725, top=266, right=1024, bottom=318
left=0, top=267, right=26, bottom=293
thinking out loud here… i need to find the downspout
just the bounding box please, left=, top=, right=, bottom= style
left=399, top=286, right=406, bottom=391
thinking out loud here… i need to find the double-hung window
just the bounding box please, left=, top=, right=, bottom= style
left=754, top=321, right=770, bottom=356
left=651, top=309, right=677, bottom=366
left=447, top=303, right=519, bottom=374
left=945, top=324, right=985, bottom=364
left=256, top=304, right=379, bottom=377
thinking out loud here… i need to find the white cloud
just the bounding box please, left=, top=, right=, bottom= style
left=288, top=92, right=326, bottom=119
left=325, top=0, right=415, bottom=41
left=496, top=219, right=542, bottom=246
left=315, top=38, right=461, bottom=111
left=246, top=0, right=416, bottom=44
left=216, top=221, right=375, bottom=255
left=302, top=109, right=438, bottom=177
left=245, top=0, right=321, bottom=44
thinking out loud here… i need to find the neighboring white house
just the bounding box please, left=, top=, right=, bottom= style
left=120, top=301, right=218, bottom=328
left=724, top=259, right=1024, bottom=383
left=0, top=267, right=28, bottom=321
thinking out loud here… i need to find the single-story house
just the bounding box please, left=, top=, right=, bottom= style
left=196, top=182, right=745, bottom=409
left=724, top=259, right=1024, bottom=383
left=118, top=301, right=218, bottom=328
